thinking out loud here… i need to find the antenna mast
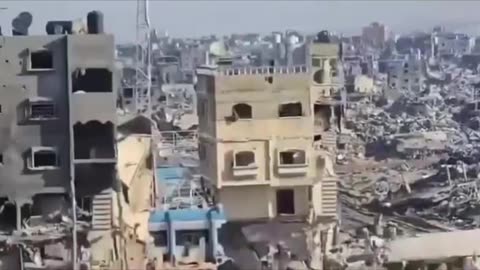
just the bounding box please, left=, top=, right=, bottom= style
left=135, top=0, right=152, bottom=117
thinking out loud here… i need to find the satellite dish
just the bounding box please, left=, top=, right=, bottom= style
left=12, top=11, right=33, bottom=36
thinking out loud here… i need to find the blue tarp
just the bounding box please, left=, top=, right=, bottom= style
left=149, top=208, right=226, bottom=223
left=156, top=166, right=186, bottom=198
left=156, top=166, right=186, bottom=184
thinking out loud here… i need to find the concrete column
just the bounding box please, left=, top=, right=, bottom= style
left=267, top=189, right=275, bottom=218
left=323, top=59, right=331, bottom=85
left=168, top=220, right=176, bottom=265
left=329, top=105, right=335, bottom=129
left=16, top=201, right=22, bottom=231
left=209, top=220, right=218, bottom=259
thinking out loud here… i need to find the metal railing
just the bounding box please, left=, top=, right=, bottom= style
left=156, top=130, right=198, bottom=149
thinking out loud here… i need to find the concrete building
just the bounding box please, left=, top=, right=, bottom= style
left=362, top=22, right=389, bottom=49
left=386, top=51, right=425, bottom=92
left=433, top=32, right=474, bottom=58
left=195, top=33, right=341, bottom=222
left=0, top=11, right=122, bottom=270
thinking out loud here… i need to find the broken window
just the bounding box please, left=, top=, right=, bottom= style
left=74, top=121, right=115, bottom=159
left=0, top=199, right=17, bottom=229
left=72, top=68, right=112, bottom=93
left=0, top=104, right=2, bottom=113
left=152, top=231, right=168, bottom=246
left=176, top=230, right=209, bottom=246
left=313, top=70, right=324, bottom=84
left=314, top=135, right=322, bottom=142
left=279, top=102, right=302, bottom=117
left=27, top=101, right=56, bottom=120
left=30, top=50, right=53, bottom=70
left=0, top=154, right=3, bottom=165
left=29, top=147, right=58, bottom=170
left=123, top=88, right=134, bottom=98
left=232, top=103, right=252, bottom=119
left=234, top=151, right=255, bottom=167
left=279, top=150, right=306, bottom=165
left=77, top=196, right=92, bottom=213
left=314, top=104, right=331, bottom=131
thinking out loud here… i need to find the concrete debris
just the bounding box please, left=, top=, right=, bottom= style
left=335, top=36, right=480, bottom=269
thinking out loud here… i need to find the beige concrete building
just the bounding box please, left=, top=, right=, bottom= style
left=195, top=40, right=342, bottom=222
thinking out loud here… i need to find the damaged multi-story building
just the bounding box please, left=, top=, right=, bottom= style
left=195, top=31, right=342, bottom=225
left=0, top=11, right=131, bottom=270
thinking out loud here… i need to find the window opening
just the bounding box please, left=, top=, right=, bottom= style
left=72, top=68, right=112, bottom=93
left=123, top=88, right=134, bottom=98
left=30, top=50, right=53, bottom=70
left=279, top=102, right=302, bottom=117
left=234, top=151, right=255, bottom=167
left=232, top=103, right=252, bottom=119
left=28, top=102, right=56, bottom=120
left=279, top=150, right=306, bottom=165
left=30, top=148, right=58, bottom=169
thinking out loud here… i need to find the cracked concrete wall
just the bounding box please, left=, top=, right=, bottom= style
left=67, top=34, right=117, bottom=125
left=0, top=35, right=70, bottom=201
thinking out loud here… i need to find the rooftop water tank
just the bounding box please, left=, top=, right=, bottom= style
left=315, top=30, right=331, bottom=43
left=46, top=21, right=73, bottom=35
left=87, top=10, right=104, bottom=34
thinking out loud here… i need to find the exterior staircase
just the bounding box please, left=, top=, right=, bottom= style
left=92, top=189, right=113, bottom=231
left=321, top=131, right=337, bottom=149
left=320, top=177, right=338, bottom=217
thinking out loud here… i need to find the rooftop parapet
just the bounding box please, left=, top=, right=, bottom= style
left=197, top=65, right=309, bottom=76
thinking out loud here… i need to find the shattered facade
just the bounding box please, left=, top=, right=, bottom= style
left=0, top=14, right=119, bottom=270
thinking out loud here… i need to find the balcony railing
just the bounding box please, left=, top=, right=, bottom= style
left=156, top=130, right=198, bottom=150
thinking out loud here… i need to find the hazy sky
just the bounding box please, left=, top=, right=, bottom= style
left=1, top=0, right=480, bottom=43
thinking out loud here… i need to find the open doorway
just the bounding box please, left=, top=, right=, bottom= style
left=314, top=104, right=331, bottom=131
left=276, top=189, right=294, bottom=215
left=0, top=198, right=17, bottom=231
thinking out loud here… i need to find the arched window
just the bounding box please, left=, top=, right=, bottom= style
left=232, top=103, right=252, bottom=119
left=234, top=151, right=255, bottom=167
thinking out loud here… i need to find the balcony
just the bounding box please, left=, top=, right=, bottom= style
left=232, top=165, right=259, bottom=177
left=277, top=164, right=308, bottom=175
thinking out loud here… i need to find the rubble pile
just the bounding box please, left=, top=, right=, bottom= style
left=340, top=62, right=480, bottom=236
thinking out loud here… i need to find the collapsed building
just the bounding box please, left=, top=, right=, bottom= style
left=0, top=11, right=152, bottom=270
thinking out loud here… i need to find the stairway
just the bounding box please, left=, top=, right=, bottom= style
left=321, top=131, right=337, bottom=149
left=320, top=177, right=338, bottom=217
left=92, top=189, right=113, bottom=231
